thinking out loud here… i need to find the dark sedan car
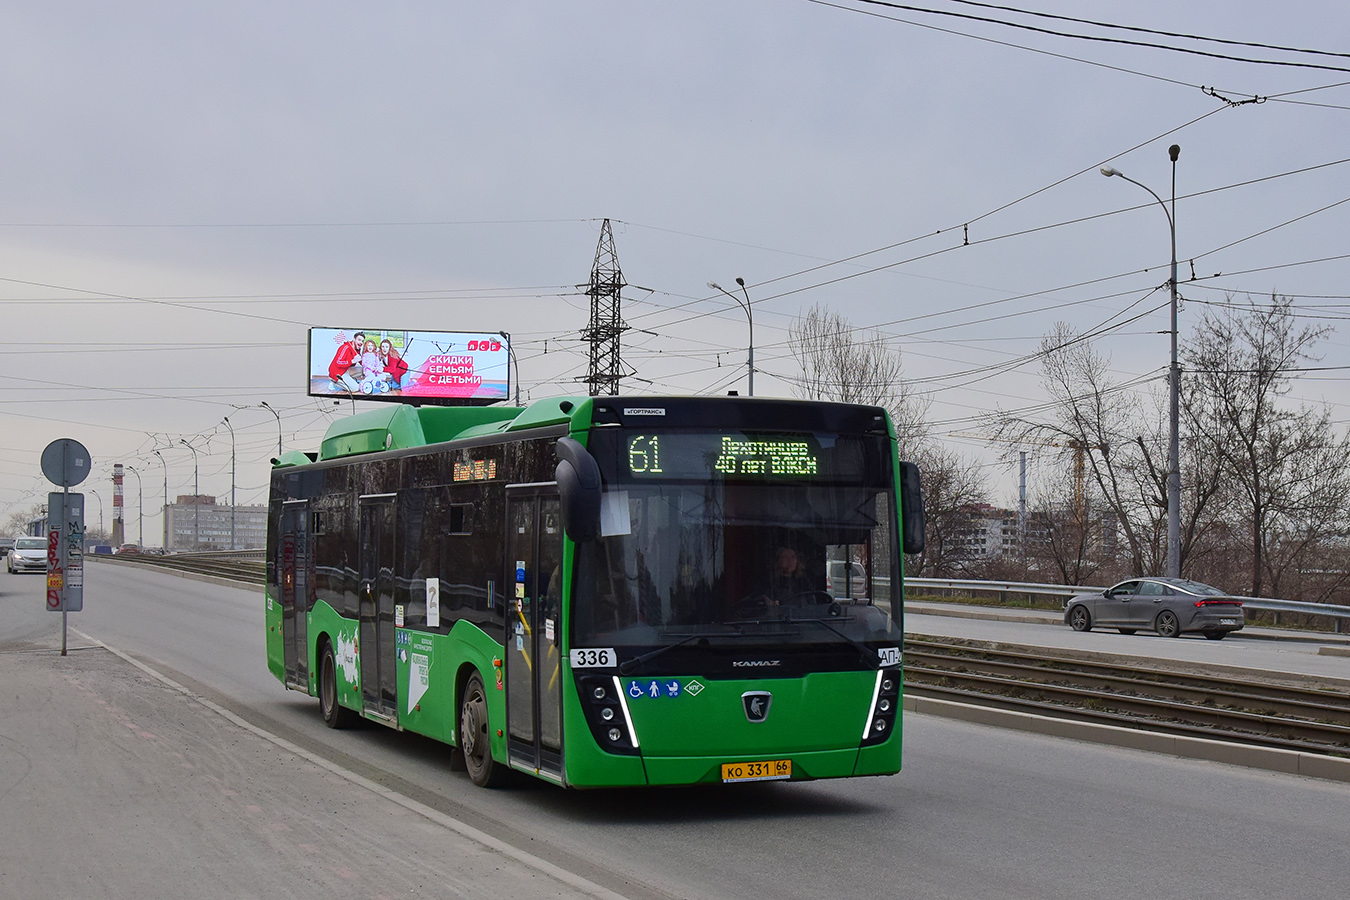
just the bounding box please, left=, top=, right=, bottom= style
left=1064, top=577, right=1245, bottom=640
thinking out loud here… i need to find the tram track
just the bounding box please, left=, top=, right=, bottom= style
left=91, top=551, right=265, bottom=585
left=905, top=635, right=1350, bottom=758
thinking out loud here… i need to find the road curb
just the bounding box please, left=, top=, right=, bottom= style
left=908, top=602, right=1061, bottom=626
left=905, top=693, right=1350, bottom=784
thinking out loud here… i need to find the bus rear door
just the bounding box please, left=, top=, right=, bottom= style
left=358, top=494, right=398, bottom=720
left=505, top=487, right=564, bottom=781
left=278, top=499, right=311, bottom=690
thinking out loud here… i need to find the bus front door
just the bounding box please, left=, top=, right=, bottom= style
left=279, top=500, right=311, bottom=689
left=505, top=488, right=564, bottom=780
left=358, top=495, right=398, bottom=720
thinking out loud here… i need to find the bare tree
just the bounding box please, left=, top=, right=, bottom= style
left=985, top=323, right=1163, bottom=574
left=787, top=303, right=988, bottom=568
left=788, top=303, right=927, bottom=454
left=1184, top=294, right=1350, bottom=598
left=4, top=503, right=45, bottom=535
left=1025, top=488, right=1104, bottom=586
left=905, top=443, right=990, bottom=577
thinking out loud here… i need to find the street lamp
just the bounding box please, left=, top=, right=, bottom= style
left=223, top=416, right=236, bottom=550
left=89, top=489, right=104, bottom=537
left=259, top=401, right=282, bottom=458
left=1102, top=143, right=1181, bottom=577
left=126, top=464, right=143, bottom=548
left=707, top=278, right=755, bottom=397
left=499, top=331, right=521, bottom=406
left=180, top=439, right=200, bottom=551
left=153, top=449, right=168, bottom=550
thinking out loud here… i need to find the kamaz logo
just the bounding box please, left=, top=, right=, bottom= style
left=731, top=660, right=781, bottom=667
left=742, top=691, right=773, bottom=723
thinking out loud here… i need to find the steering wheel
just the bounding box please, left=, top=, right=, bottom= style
left=784, top=590, right=834, bottom=607
left=730, top=592, right=775, bottom=618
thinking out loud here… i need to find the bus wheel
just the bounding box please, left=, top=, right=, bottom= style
left=460, top=673, right=507, bottom=787
left=319, top=639, right=356, bottom=729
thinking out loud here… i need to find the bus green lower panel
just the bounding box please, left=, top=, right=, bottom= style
left=264, top=587, right=284, bottom=683
left=853, top=734, right=903, bottom=776
left=564, top=751, right=649, bottom=788
left=643, top=748, right=864, bottom=785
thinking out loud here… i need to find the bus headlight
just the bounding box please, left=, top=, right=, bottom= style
left=861, top=667, right=901, bottom=747
left=577, top=675, right=640, bottom=756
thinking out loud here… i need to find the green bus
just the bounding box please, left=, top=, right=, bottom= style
left=265, top=395, right=924, bottom=788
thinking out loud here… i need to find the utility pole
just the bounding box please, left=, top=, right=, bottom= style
left=223, top=416, right=236, bottom=550
left=578, top=219, right=631, bottom=396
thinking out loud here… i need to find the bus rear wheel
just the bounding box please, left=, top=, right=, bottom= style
left=319, top=639, right=356, bottom=729
left=460, top=673, right=507, bottom=787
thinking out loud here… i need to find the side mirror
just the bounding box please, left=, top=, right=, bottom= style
left=556, top=437, right=602, bottom=543
left=899, top=461, right=925, bottom=555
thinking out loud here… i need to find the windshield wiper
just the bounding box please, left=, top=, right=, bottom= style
left=618, top=629, right=745, bottom=675
left=778, top=615, right=884, bottom=667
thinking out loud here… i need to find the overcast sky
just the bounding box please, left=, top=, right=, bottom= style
left=4, top=1, right=1350, bottom=539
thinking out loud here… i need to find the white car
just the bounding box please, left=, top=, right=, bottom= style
left=825, top=560, right=868, bottom=598
left=7, top=536, right=47, bottom=574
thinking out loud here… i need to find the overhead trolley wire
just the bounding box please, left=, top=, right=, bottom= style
left=937, top=0, right=1350, bottom=62
left=834, top=0, right=1350, bottom=75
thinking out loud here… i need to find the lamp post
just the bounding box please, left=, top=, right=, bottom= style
left=707, top=278, right=755, bottom=397
left=126, top=464, right=143, bottom=548
left=223, top=416, right=236, bottom=550
left=153, top=449, right=168, bottom=550
left=259, top=401, right=282, bottom=458
left=180, top=439, right=199, bottom=551
left=89, top=489, right=104, bottom=537
left=1102, top=143, right=1181, bottom=578
left=499, top=331, right=521, bottom=405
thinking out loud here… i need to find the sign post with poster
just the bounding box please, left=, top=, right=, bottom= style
left=40, top=438, right=90, bottom=656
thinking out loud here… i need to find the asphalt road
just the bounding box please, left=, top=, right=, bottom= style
left=3, top=563, right=1347, bottom=900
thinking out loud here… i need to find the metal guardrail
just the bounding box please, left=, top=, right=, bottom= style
left=908, top=578, right=1088, bottom=601
left=906, top=577, right=1350, bottom=633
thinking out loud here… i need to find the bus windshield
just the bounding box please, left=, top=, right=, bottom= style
left=571, top=428, right=902, bottom=669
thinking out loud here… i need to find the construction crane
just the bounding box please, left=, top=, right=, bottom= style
left=949, top=431, right=1108, bottom=521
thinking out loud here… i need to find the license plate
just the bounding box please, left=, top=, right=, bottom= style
left=721, top=759, right=791, bottom=783
left=1220, top=618, right=1236, bottom=626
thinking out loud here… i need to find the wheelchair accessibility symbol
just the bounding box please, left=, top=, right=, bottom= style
left=626, top=679, right=683, bottom=699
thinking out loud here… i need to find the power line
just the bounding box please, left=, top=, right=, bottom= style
left=836, top=0, right=1350, bottom=74
left=938, top=0, right=1350, bottom=62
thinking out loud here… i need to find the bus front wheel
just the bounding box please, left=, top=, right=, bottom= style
left=460, top=673, right=507, bottom=787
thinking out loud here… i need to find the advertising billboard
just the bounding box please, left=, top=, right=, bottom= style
left=308, top=328, right=511, bottom=405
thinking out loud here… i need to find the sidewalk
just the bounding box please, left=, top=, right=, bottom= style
left=0, top=640, right=625, bottom=900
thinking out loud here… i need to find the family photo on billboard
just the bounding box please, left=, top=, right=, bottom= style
left=308, top=327, right=511, bottom=404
